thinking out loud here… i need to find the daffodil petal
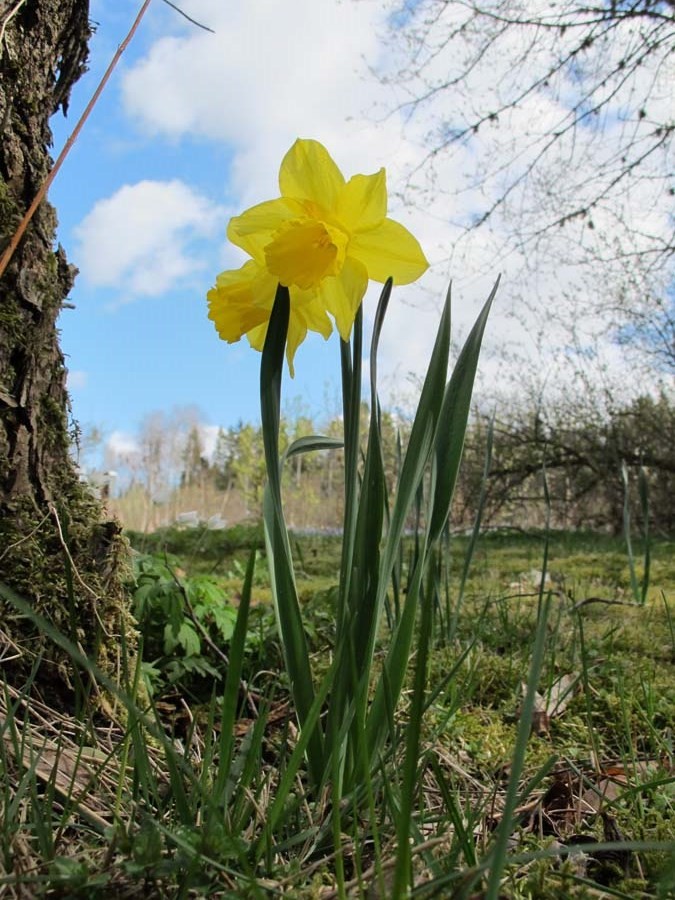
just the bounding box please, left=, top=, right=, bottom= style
left=285, top=314, right=309, bottom=378
left=247, top=321, right=268, bottom=352
left=318, top=257, right=368, bottom=341
left=285, top=289, right=337, bottom=375
left=348, top=218, right=429, bottom=284
left=228, top=197, right=302, bottom=263
left=295, top=294, right=334, bottom=340
left=336, top=169, right=387, bottom=232
left=237, top=285, right=333, bottom=377
left=207, top=260, right=275, bottom=342
left=279, top=139, right=346, bottom=212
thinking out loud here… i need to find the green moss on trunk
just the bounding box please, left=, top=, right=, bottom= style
left=0, top=0, right=136, bottom=703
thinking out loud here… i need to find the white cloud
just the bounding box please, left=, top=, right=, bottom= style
left=120, top=0, right=439, bottom=207
left=200, top=424, right=221, bottom=461
left=67, top=370, right=88, bottom=390
left=119, top=0, right=477, bottom=384
left=74, top=180, right=222, bottom=299
left=123, top=0, right=384, bottom=144
left=106, top=430, right=140, bottom=459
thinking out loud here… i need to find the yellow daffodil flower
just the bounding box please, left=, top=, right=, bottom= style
left=208, top=138, right=429, bottom=374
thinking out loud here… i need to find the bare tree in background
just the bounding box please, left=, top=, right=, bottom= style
left=385, top=0, right=674, bottom=372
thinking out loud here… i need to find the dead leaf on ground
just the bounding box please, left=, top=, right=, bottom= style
left=525, top=672, right=579, bottom=735
left=534, top=757, right=672, bottom=839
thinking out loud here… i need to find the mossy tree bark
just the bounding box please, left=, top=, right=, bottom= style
left=0, top=0, right=133, bottom=698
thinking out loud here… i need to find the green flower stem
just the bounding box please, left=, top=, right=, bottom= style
left=336, top=307, right=362, bottom=643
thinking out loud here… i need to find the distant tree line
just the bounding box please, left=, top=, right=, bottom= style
left=459, top=392, right=674, bottom=533
left=98, top=392, right=674, bottom=535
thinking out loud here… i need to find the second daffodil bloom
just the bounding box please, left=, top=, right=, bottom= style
left=208, top=138, right=429, bottom=375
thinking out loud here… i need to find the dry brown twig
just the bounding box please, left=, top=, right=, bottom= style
left=0, top=0, right=27, bottom=47
left=0, top=512, right=50, bottom=564
left=48, top=503, right=99, bottom=602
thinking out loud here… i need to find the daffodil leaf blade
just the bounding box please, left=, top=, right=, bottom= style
left=379, top=284, right=452, bottom=595
left=360, top=286, right=452, bottom=761
left=366, top=548, right=425, bottom=757
left=260, top=284, right=324, bottom=784
left=328, top=396, right=387, bottom=786
left=283, top=435, right=343, bottom=462
left=369, top=278, right=393, bottom=406
left=427, top=277, right=499, bottom=544
left=337, top=309, right=363, bottom=636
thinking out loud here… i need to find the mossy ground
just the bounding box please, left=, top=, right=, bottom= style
left=1, top=526, right=673, bottom=896
left=128, top=527, right=675, bottom=895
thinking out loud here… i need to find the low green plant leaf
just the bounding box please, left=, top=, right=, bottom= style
left=284, top=435, right=343, bottom=460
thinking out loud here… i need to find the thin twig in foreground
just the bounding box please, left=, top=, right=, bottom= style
left=0, top=0, right=153, bottom=280
left=0, top=0, right=26, bottom=46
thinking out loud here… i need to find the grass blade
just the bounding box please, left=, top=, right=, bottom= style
left=392, top=551, right=436, bottom=897
left=213, top=549, right=256, bottom=802
left=621, top=461, right=642, bottom=605
left=484, top=593, right=552, bottom=900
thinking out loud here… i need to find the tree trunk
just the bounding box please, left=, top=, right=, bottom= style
left=0, top=0, right=133, bottom=699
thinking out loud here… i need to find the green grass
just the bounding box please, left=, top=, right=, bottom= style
left=1, top=527, right=673, bottom=897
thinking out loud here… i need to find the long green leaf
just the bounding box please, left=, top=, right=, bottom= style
left=427, top=278, right=498, bottom=544
left=260, top=284, right=323, bottom=784
left=367, top=280, right=496, bottom=762
left=367, top=285, right=452, bottom=678
left=621, top=460, right=641, bottom=605
left=638, top=464, right=651, bottom=604
left=330, top=282, right=391, bottom=786
left=361, top=288, right=454, bottom=761
left=380, top=287, right=451, bottom=584
left=260, top=283, right=290, bottom=526
left=347, top=278, right=392, bottom=670
left=392, top=549, right=436, bottom=897
left=365, top=544, right=427, bottom=759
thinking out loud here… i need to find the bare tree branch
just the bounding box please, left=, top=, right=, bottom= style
left=161, top=0, right=215, bottom=33
left=384, top=0, right=674, bottom=374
